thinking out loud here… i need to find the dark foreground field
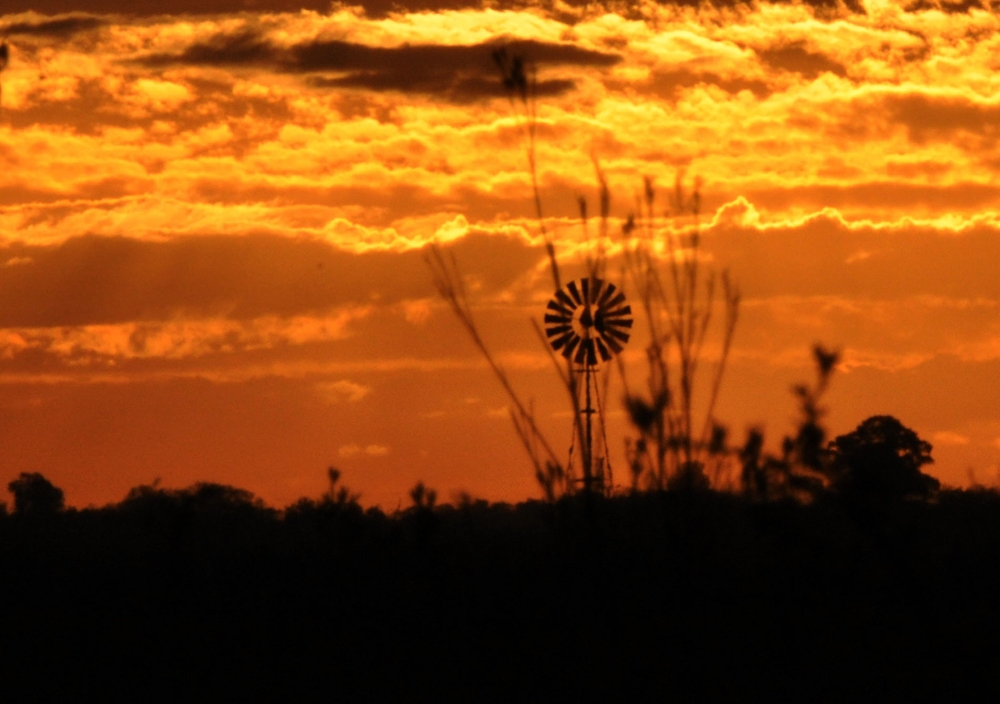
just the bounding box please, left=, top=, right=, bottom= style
left=3, top=486, right=1000, bottom=701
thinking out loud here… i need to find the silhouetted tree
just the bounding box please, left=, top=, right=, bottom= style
left=829, top=415, right=939, bottom=503
left=118, top=480, right=275, bottom=533
left=8, top=472, right=65, bottom=516
left=183, top=481, right=264, bottom=512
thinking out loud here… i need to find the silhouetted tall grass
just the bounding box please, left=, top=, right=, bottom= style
left=428, top=50, right=582, bottom=500
left=430, top=51, right=742, bottom=500
left=430, top=52, right=938, bottom=510
left=619, top=175, right=740, bottom=491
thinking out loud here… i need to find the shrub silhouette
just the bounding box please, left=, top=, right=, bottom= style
left=740, top=344, right=839, bottom=501
left=8, top=472, right=65, bottom=516
left=829, top=415, right=939, bottom=503
left=409, top=481, right=437, bottom=511
left=321, top=466, right=361, bottom=507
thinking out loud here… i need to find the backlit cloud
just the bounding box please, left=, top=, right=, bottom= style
left=932, top=430, right=971, bottom=446
left=339, top=443, right=389, bottom=457
left=316, top=379, right=373, bottom=404
left=0, top=308, right=370, bottom=365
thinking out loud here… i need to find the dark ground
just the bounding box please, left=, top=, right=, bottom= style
left=2, top=487, right=999, bottom=701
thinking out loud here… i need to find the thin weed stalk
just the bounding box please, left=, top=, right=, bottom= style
left=494, top=49, right=600, bottom=496
left=426, top=245, right=567, bottom=498
left=429, top=53, right=574, bottom=500
left=620, top=175, right=740, bottom=490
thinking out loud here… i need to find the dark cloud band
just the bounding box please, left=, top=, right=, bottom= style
left=1, top=14, right=105, bottom=37
left=0, top=0, right=868, bottom=18
left=142, top=33, right=620, bottom=100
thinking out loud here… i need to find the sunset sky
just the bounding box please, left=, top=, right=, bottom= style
left=2, top=0, right=1000, bottom=509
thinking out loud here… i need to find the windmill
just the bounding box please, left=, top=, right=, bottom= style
left=544, top=277, right=633, bottom=494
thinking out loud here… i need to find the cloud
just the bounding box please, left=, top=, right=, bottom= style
left=909, top=0, right=988, bottom=14
left=1, top=14, right=105, bottom=38
left=740, top=181, right=1000, bottom=215
left=402, top=299, right=434, bottom=325
left=289, top=38, right=620, bottom=73
left=315, top=379, right=372, bottom=404
left=932, top=430, right=971, bottom=446
left=338, top=443, right=389, bottom=457
left=308, top=73, right=575, bottom=103
left=705, top=204, right=1000, bottom=301
left=2, top=1, right=331, bottom=15
left=141, top=32, right=620, bottom=102
left=881, top=90, right=1000, bottom=143
left=128, top=79, right=194, bottom=113
left=0, top=308, right=370, bottom=366
left=643, top=69, right=770, bottom=99
left=149, top=30, right=275, bottom=68
left=758, top=41, right=847, bottom=80
left=0, top=0, right=871, bottom=20
left=0, top=231, right=543, bottom=327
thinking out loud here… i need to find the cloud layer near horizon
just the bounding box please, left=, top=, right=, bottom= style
left=2, top=1, right=1000, bottom=506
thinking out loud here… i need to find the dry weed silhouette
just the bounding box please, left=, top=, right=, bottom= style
left=429, top=49, right=742, bottom=499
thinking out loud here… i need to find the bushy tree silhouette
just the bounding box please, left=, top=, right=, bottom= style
left=829, top=415, right=939, bottom=503
left=8, top=472, right=65, bottom=516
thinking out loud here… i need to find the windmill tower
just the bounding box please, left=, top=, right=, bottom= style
left=544, top=277, right=633, bottom=494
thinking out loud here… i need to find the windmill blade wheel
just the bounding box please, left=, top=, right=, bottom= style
left=544, top=277, right=633, bottom=365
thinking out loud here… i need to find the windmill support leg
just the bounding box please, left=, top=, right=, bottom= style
left=582, top=362, right=595, bottom=494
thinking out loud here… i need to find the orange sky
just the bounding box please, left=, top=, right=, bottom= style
left=2, top=0, right=1000, bottom=509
